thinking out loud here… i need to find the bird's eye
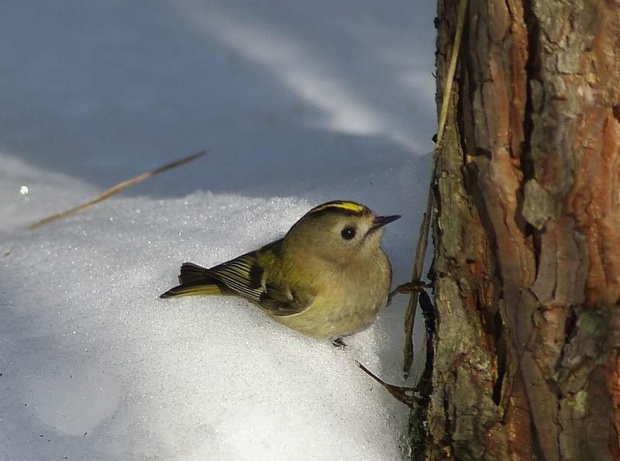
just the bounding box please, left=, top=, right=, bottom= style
left=341, top=226, right=357, bottom=240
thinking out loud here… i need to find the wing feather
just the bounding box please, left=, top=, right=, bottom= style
left=211, top=257, right=263, bottom=302
left=206, top=239, right=311, bottom=315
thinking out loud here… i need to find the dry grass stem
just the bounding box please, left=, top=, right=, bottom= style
left=29, top=150, right=205, bottom=229
left=402, top=0, right=468, bottom=377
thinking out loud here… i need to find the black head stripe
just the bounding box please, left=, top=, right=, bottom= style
left=306, top=201, right=371, bottom=218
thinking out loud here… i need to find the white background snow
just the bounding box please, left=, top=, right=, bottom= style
left=0, top=1, right=435, bottom=460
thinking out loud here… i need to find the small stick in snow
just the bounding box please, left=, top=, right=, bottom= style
left=357, top=362, right=421, bottom=408
left=29, top=150, right=205, bottom=229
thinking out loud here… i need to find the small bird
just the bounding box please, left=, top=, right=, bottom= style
left=160, top=200, right=400, bottom=339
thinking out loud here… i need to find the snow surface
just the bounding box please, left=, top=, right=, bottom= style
left=0, top=1, right=435, bottom=460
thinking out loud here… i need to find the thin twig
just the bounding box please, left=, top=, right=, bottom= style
left=402, top=193, right=433, bottom=377
left=29, top=151, right=206, bottom=229
left=435, top=0, right=468, bottom=149
left=357, top=362, right=418, bottom=408
left=402, top=0, right=468, bottom=377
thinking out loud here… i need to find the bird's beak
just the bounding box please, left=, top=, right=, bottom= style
left=371, top=214, right=401, bottom=230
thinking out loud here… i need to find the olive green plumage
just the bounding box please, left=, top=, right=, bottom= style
left=160, top=200, right=400, bottom=339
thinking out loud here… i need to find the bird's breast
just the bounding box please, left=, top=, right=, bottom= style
left=272, top=251, right=392, bottom=339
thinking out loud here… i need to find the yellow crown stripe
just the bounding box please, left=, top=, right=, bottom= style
left=309, top=201, right=368, bottom=215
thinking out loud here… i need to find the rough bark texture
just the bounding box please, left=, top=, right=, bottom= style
left=428, top=0, right=620, bottom=459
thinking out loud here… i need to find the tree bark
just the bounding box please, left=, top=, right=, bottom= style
left=427, top=0, right=620, bottom=459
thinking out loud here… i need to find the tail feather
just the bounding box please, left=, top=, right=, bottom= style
left=160, top=262, right=227, bottom=299
left=179, top=262, right=211, bottom=285
left=160, top=281, right=223, bottom=298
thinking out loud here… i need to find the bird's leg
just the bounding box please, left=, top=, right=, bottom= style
left=331, top=337, right=347, bottom=348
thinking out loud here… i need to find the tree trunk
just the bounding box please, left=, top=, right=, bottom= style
left=427, top=0, right=620, bottom=459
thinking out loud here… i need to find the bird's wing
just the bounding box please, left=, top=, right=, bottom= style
left=207, top=239, right=312, bottom=316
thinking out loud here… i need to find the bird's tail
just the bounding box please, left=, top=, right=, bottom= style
left=160, top=262, right=226, bottom=298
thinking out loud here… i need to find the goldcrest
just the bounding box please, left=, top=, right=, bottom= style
left=160, top=200, right=400, bottom=339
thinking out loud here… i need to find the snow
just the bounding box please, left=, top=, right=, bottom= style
left=0, top=1, right=435, bottom=460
